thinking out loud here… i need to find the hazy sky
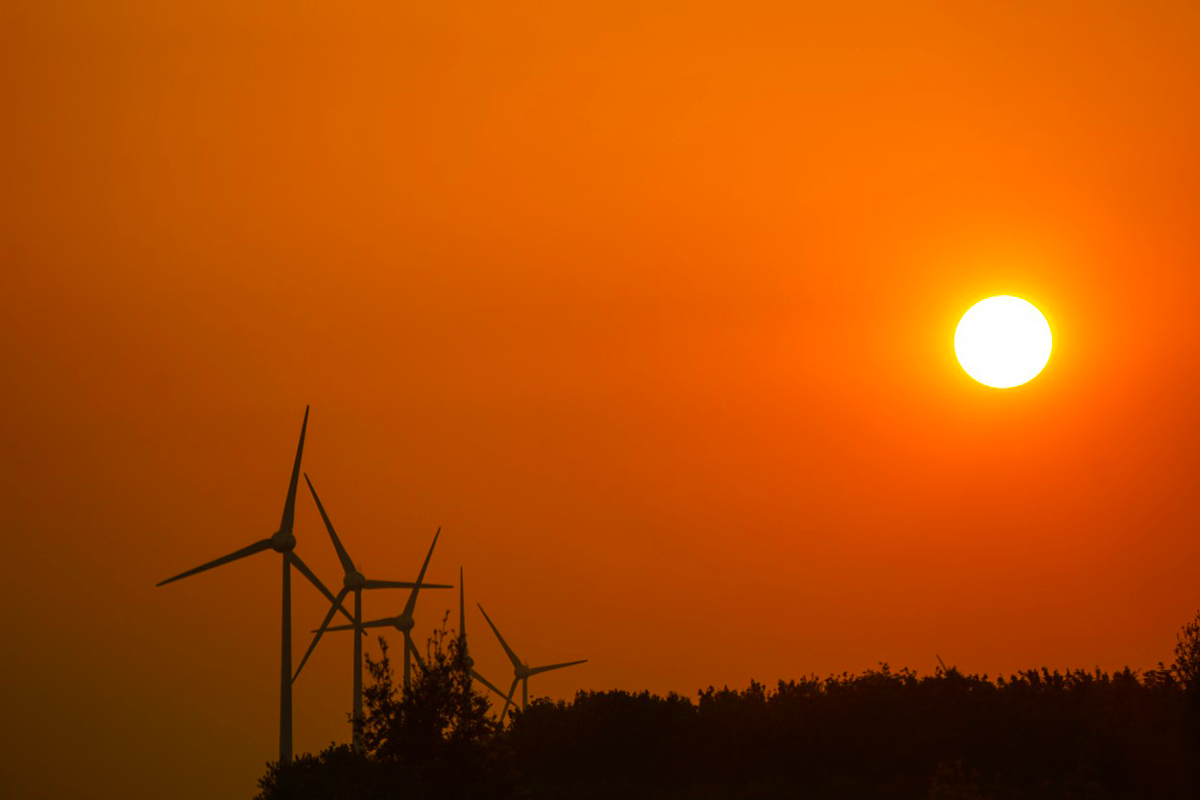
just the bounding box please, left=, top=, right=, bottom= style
left=4, top=1, right=1200, bottom=797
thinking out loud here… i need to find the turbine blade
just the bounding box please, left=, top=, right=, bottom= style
left=155, top=539, right=272, bottom=587
left=287, top=553, right=355, bottom=626
left=459, top=567, right=466, bottom=642
left=362, top=579, right=451, bottom=590
left=477, top=603, right=522, bottom=670
left=499, top=677, right=519, bottom=722
left=405, top=633, right=427, bottom=672
left=527, top=659, right=587, bottom=676
left=293, top=588, right=349, bottom=682
left=304, top=474, right=355, bottom=575
left=279, top=406, right=309, bottom=534
left=326, top=617, right=393, bottom=632
left=401, top=527, right=441, bottom=619
left=471, top=668, right=506, bottom=699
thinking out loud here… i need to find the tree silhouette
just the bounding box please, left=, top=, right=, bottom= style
left=361, top=621, right=508, bottom=792
left=1169, top=610, right=1200, bottom=691
left=255, top=744, right=373, bottom=800
left=259, top=611, right=1200, bottom=799
left=257, top=618, right=512, bottom=799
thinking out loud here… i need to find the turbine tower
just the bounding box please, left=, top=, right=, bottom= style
left=325, top=527, right=447, bottom=690
left=155, top=406, right=352, bottom=764
left=291, top=474, right=452, bottom=750
left=457, top=568, right=505, bottom=700
left=477, top=603, right=586, bottom=722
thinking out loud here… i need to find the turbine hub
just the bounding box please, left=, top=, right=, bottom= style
left=394, top=615, right=414, bottom=633
left=270, top=530, right=296, bottom=552
left=515, top=664, right=530, bottom=679
left=344, top=570, right=366, bottom=590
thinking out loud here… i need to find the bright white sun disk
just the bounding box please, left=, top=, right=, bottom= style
left=954, top=296, right=1052, bottom=388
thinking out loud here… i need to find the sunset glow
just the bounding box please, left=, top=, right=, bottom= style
left=6, top=1, right=1200, bottom=797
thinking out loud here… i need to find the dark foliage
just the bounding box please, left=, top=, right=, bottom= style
left=256, top=744, right=376, bottom=800
left=511, top=666, right=1194, bottom=799
left=361, top=627, right=510, bottom=794
left=257, top=619, right=513, bottom=800
left=259, top=611, right=1200, bottom=800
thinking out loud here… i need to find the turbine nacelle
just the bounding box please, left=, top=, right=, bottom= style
left=270, top=530, right=297, bottom=552
left=514, top=663, right=531, bottom=679
left=343, top=570, right=367, bottom=590
left=393, top=614, right=415, bottom=633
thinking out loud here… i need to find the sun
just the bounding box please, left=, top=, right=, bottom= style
left=954, top=296, right=1052, bottom=388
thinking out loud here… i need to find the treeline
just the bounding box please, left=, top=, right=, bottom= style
left=258, top=615, right=1200, bottom=800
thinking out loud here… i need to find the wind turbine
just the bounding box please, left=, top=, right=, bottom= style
left=936, top=653, right=959, bottom=675
left=325, top=527, right=447, bottom=691
left=456, top=568, right=505, bottom=701
left=477, top=603, right=586, bottom=722
left=155, top=406, right=352, bottom=764
left=291, top=474, right=452, bottom=750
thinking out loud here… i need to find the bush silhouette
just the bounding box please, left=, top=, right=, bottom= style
left=255, top=744, right=375, bottom=800
left=1169, top=610, right=1200, bottom=691
left=259, top=612, right=1200, bottom=799
left=256, top=619, right=512, bottom=800
left=360, top=624, right=509, bottom=793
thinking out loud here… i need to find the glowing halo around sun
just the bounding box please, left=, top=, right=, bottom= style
left=954, top=296, right=1052, bottom=388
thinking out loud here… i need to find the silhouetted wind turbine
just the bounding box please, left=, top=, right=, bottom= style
left=325, top=527, right=447, bottom=691
left=155, top=406, right=351, bottom=764
left=457, top=568, right=505, bottom=701
left=477, top=603, right=586, bottom=722
left=292, top=474, right=452, bottom=750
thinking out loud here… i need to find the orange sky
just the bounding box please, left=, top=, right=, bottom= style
left=4, top=1, right=1200, bottom=797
